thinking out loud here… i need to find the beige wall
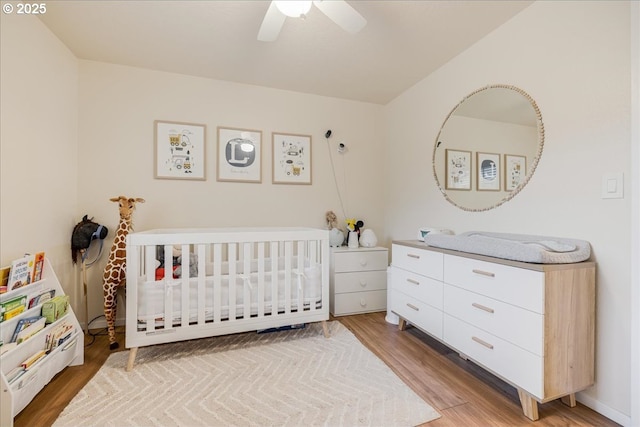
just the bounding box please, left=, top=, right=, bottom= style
left=384, top=1, right=632, bottom=423
left=0, top=13, right=79, bottom=303
left=77, top=60, right=386, bottom=327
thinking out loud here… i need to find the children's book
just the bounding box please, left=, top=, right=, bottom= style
left=16, top=317, right=46, bottom=344
left=31, top=252, right=45, bottom=282
left=28, top=288, right=55, bottom=309
left=7, top=254, right=34, bottom=291
left=0, top=266, right=10, bottom=294
left=10, top=315, right=44, bottom=342
left=0, top=295, right=27, bottom=322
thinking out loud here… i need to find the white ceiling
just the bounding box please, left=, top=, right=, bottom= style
left=38, top=0, right=534, bottom=105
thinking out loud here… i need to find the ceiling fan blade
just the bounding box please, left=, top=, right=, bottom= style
left=258, top=1, right=287, bottom=42
left=313, top=0, right=366, bottom=34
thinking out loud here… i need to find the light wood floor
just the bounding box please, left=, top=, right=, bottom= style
left=15, top=312, right=619, bottom=427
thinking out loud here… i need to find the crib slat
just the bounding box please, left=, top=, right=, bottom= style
left=213, top=243, right=222, bottom=323
left=197, top=244, right=206, bottom=325
left=257, top=242, right=265, bottom=317
left=228, top=243, right=237, bottom=321
left=270, top=241, right=278, bottom=315
left=243, top=242, right=251, bottom=320
left=164, top=244, right=174, bottom=331
left=284, top=241, right=292, bottom=315
left=181, top=244, right=190, bottom=327
left=297, top=240, right=305, bottom=313
left=309, top=241, right=317, bottom=311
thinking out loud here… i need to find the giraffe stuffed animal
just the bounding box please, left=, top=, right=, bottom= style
left=103, top=196, right=144, bottom=349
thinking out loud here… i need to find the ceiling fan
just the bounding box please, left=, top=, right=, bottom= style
left=258, top=0, right=367, bottom=42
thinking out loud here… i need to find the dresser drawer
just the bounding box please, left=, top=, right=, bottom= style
left=443, top=284, right=543, bottom=356
left=332, top=249, right=388, bottom=273
left=333, top=270, right=387, bottom=294
left=444, top=315, right=543, bottom=399
left=389, top=266, right=443, bottom=310
left=392, top=244, right=443, bottom=280
left=443, top=255, right=544, bottom=313
left=332, top=290, right=386, bottom=315
left=390, top=290, right=443, bottom=339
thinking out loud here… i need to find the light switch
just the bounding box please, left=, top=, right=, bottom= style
left=602, top=173, right=623, bottom=199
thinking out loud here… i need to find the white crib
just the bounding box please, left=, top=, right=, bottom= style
left=125, top=227, right=330, bottom=370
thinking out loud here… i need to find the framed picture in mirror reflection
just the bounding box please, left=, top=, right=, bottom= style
left=505, top=154, right=527, bottom=191
left=445, top=149, right=471, bottom=190
left=476, top=152, right=501, bottom=191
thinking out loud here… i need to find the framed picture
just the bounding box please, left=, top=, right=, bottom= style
left=154, top=120, right=206, bottom=180
left=445, top=149, right=471, bottom=190
left=504, top=154, right=527, bottom=191
left=272, top=133, right=312, bottom=185
left=477, top=152, right=501, bottom=191
left=217, top=127, right=262, bottom=183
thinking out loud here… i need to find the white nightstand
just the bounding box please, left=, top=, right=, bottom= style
left=329, top=246, right=389, bottom=316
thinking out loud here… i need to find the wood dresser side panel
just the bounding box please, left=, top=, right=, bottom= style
left=543, top=264, right=596, bottom=400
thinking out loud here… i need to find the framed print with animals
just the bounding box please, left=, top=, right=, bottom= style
left=504, top=154, right=527, bottom=191
left=272, top=133, right=312, bottom=185
left=154, top=120, right=206, bottom=180
left=217, top=127, right=262, bottom=183
left=445, top=149, right=471, bottom=190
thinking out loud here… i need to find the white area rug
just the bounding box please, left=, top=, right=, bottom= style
left=54, top=322, right=440, bottom=427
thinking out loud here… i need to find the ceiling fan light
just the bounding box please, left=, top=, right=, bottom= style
left=275, top=1, right=312, bottom=18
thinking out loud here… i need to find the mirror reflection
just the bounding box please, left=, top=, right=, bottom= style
left=432, top=85, right=544, bottom=211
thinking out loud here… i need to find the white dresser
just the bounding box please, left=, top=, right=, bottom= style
left=388, top=240, right=595, bottom=421
left=330, top=246, right=388, bottom=316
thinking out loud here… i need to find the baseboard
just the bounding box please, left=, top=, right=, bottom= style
left=577, top=392, right=631, bottom=427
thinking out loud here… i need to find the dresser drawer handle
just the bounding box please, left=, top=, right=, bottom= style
left=359, top=259, right=368, bottom=266
left=472, top=269, right=495, bottom=278
left=406, top=278, right=420, bottom=285
left=407, top=254, right=420, bottom=259
left=406, top=303, right=419, bottom=311
left=472, top=336, right=494, bottom=350
left=472, top=302, right=495, bottom=314
left=360, top=298, right=367, bottom=307
left=359, top=280, right=367, bottom=288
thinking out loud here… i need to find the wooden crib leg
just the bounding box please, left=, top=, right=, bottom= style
left=126, top=347, right=138, bottom=372
left=321, top=320, right=330, bottom=338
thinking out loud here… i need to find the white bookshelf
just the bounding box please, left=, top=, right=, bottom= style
left=0, top=259, right=84, bottom=427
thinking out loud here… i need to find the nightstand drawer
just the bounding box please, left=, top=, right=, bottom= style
left=333, top=270, right=387, bottom=294
left=333, top=250, right=388, bottom=273
left=333, top=290, right=387, bottom=315
left=391, top=244, right=443, bottom=280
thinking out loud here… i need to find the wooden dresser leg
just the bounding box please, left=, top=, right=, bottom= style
left=321, top=320, right=330, bottom=338
left=398, top=318, right=407, bottom=331
left=561, top=393, right=577, bottom=408
left=126, top=347, right=138, bottom=372
left=517, top=389, right=540, bottom=421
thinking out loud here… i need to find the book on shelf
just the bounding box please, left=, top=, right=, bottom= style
left=28, top=288, right=55, bottom=309
left=45, top=320, right=74, bottom=352
left=21, top=349, right=46, bottom=370
left=0, top=266, right=10, bottom=294
left=9, top=316, right=44, bottom=342
left=7, top=254, right=34, bottom=291
left=42, top=295, right=69, bottom=324
left=0, top=294, right=27, bottom=322
left=6, top=366, right=26, bottom=384
left=16, top=318, right=46, bottom=344
left=31, top=252, right=45, bottom=282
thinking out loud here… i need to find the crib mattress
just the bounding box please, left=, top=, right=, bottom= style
left=136, top=264, right=322, bottom=326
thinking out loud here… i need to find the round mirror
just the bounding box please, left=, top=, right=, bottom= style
left=432, top=85, right=544, bottom=211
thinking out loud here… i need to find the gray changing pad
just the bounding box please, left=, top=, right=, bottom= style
left=423, top=231, right=591, bottom=264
